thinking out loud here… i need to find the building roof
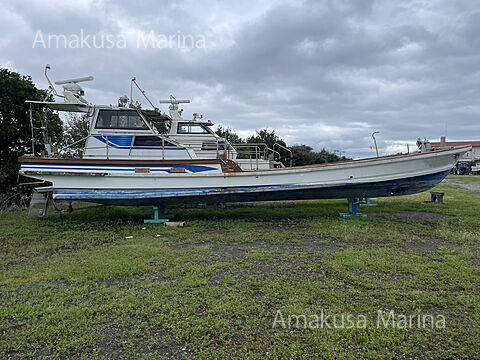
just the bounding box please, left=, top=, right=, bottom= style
left=430, top=141, right=480, bottom=147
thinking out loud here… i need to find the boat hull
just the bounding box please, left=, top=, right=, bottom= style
left=19, top=146, right=469, bottom=206
left=45, top=169, right=450, bottom=206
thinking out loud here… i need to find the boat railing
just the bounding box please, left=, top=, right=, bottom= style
left=230, top=142, right=291, bottom=168
left=273, top=143, right=293, bottom=167
left=229, top=143, right=268, bottom=169
left=175, top=140, right=278, bottom=168
left=57, top=134, right=91, bottom=153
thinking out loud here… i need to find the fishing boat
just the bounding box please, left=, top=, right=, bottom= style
left=19, top=66, right=470, bottom=220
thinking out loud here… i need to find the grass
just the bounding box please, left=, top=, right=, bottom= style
left=0, top=175, right=479, bottom=359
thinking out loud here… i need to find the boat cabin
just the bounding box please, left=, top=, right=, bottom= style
left=83, top=105, right=238, bottom=161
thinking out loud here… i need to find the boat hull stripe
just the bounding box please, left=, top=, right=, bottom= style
left=21, top=164, right=217, bottom=173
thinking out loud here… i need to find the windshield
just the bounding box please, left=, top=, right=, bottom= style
left=95, top=110, right=149, bottom=130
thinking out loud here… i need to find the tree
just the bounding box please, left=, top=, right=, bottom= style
left=240, top=128, right=349, bottom=166
left=0, top=69, right=63, bottom=204
left=289, top=144, right=318, bottom=166
left=289, top=144, right=349, bottom=166
left=246, top=128, right=286, bottom=149
left=62, top=113, right=90, bottom=156
left=215, top=126, right=244, bottom=144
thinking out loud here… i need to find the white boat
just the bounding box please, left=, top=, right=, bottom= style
left=19, top=67, right=470, bottom=216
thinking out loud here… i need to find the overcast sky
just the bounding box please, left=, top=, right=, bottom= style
left=1, top=0, right=479, bottom=158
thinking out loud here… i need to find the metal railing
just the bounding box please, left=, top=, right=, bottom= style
left=273, top=143, right=293, bottom=167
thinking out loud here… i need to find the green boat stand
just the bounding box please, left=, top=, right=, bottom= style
left=144, top=206, right=174, bottom=224
left=339, top=198, right=367, bottom=218
left=359, top=197, right=377, bottom=207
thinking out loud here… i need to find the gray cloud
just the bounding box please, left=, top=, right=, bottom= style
left=1, top=0, right=479, bottom=158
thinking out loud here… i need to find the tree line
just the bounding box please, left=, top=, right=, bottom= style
left=0, top=69, right=63, bottom=208
left=215, top=126, right=350, bottom=166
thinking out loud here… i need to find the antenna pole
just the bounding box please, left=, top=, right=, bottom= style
left=44, top=64, right=60, bottom=97
left=130, top=78, right=134, bottom=107
left=131, top=78, right=157, bottom=110
left=372, top=131, right=380, bottom=157
left=29, top=104, right=35, bottom=155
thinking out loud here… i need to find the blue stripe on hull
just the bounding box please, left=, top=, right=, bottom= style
left=52, top=169, right=451, bottom=206
left=22, top=163, right=217, bottom=173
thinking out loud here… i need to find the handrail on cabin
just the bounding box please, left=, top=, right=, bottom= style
left=273, top=143, right=293, bottom=167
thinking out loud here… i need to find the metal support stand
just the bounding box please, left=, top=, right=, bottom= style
left=339, top=198, right=367, bottom=218
left=359, top=197, right=377, bottom=207
left=144, top=206, right=174, bottom=224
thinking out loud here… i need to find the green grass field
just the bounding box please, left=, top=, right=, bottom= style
left=1, top=175, right=479, bottom=359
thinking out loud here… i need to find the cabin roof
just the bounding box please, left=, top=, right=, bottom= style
left=141, top=109, right=172, bottom=122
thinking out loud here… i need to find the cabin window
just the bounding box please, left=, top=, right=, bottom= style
left=177, top=122, right=209, bottom=134
left=96, top=110, right=149, bottom=130
left=133, top=136, right=176, bottom=147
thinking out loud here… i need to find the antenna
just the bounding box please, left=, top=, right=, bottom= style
left=55, top=76, right=94, bottom=85
left=130, top=78, right=157, bottom=110
left=44, top=64, right=61, bottom=97
left=159, top=99, right=191, bottom=104
left=372, top=131, right=380, bottom=157
left=55, top=76, right=94, bottom=105
left=159, top=95, right=190, bottom=110
left=159, top=95, right=190, bottom=120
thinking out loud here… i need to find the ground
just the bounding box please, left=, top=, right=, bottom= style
left=0, top=175, right=479, bottom=359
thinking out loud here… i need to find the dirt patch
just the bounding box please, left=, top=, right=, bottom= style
left=395, top=211, right=451, bottom=221
left=170, top=238, right=339, bottom=266
left=472, top=249, right=479, bottom=266
left=98, top=322, right=187, bottom=359
left=366, top=271, right=411, bottom=282
left=97, top=323, right=127, bottom=358
left=3, top=347, right=55, bottom=359
left=408, top=239, right=444, bottom=253
left=448, top=181, right=480, bottom=193
left=370, top=211, right=451, bottom=221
